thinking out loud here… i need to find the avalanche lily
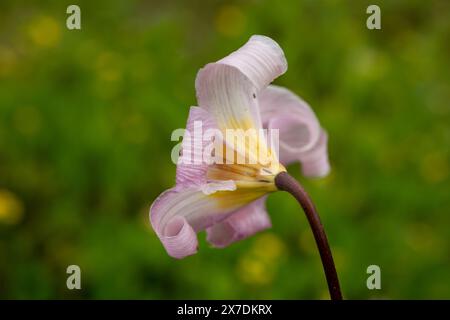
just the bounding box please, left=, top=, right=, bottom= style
left=150, top=35, right=342, bottom=299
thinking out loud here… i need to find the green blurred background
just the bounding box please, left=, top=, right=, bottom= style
left=0, top=0, right=449, bottom=299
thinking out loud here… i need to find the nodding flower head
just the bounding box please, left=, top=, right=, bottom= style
left=150, top=35, right=329, bottom=259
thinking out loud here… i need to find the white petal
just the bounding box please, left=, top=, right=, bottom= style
left=150, top=181, right=270, bottom=259
left=176, top=106, right=219, bottom=187
left=206, top=197, right=271, bottom=248
left=218, top=35, right=287, bottom=91
left=195, top=35, right=287, bottom=131
left=259, top=85, right=330, bottom=177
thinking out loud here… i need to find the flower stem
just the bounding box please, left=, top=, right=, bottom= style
left=275, top=171, right=342, bottom=300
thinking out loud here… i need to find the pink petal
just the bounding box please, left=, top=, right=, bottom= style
left=196, top=63, right=261, bottom=130
left=195, top=35, right=287, bottom=131
left=298, top=129, right=330, bottom=177
left=218, top=35, right=287, bottom=91
left=150, top=182, right=255, bottom=259
left=150, top=188, right=198, bottom=259
left=259, top=85, right=330, bottom=177
left=206, top=197, right=271, bottom=248
left=159, top=215, right=198, bottom=259
left=176, top=106, right=218, bottom=187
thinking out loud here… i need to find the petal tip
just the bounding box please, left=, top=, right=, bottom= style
left=161, top=216, right=199, bottom=259
left=301, top=157, right=331, bottom=178
left=249, top=34, right=288, bottom=72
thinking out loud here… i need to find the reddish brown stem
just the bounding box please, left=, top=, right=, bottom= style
left=275, top=172, right=343, bottom=300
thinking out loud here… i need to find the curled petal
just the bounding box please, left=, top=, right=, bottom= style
left=150, top=181, right=267, bottom=259
left=160, top=216, right=198, bottom=259
left=298, top=129, right=330, bottom=178
left=195, top=35, right=287, bottom=131
left=259, top=85, right=330, bottom=177
left=196, top=63, right=260, bottom=130
left=259, top=85, right=321, bottom=154
left=176, top=106, right=218, bottom=187
left=150, top=186, right=230, bottom=259
left=206, top=197, right=271, bottom=248
left=218, top=35, right=287, bottom=91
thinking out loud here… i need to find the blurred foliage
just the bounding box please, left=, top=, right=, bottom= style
left=0, top=0, right=449, bottom=299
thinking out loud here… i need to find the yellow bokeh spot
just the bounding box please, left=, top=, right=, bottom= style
left=405, top=223, right=440, bottom=255
left=215, top=5, right=246, bottom=37
left=251, top=233, right=285, bottom=260
left=95, top=52, right=122, bottom=82
left=28, top=16, right=61, bottom=47
left=0, top=190, right=24, bottom=225
left=237, top=233, right=285, bottom=286
left=420, top=151, right=449, bottom=184
left=352, top=48, right=388, bottom=80
left=237, top=256, right=272, bottom=286
left=0, top=46, right=18, bottom=77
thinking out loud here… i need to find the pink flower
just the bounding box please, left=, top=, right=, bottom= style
left=150, top=35, right=329, bottom=259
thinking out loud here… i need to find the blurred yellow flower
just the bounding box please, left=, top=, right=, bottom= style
left=405, top=223, right=440, bottom=255
left=28, top=16, right=61, bottom=47
left=351, top=48, right=388, bottom=81
left=420, top=151, right=449, bottom=184
left=215, top=5, right=246, bottom=37
left=237, top=257, right=271, bottom=286
left=0, top=190, right=24, bottom=225
left=95, top=52, right=122, bottom=82
left=0, top=46, right=18, bottom=77
left=251, top=233, right=285, bottom=260
left=237, top=233, right=285, bottom=286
